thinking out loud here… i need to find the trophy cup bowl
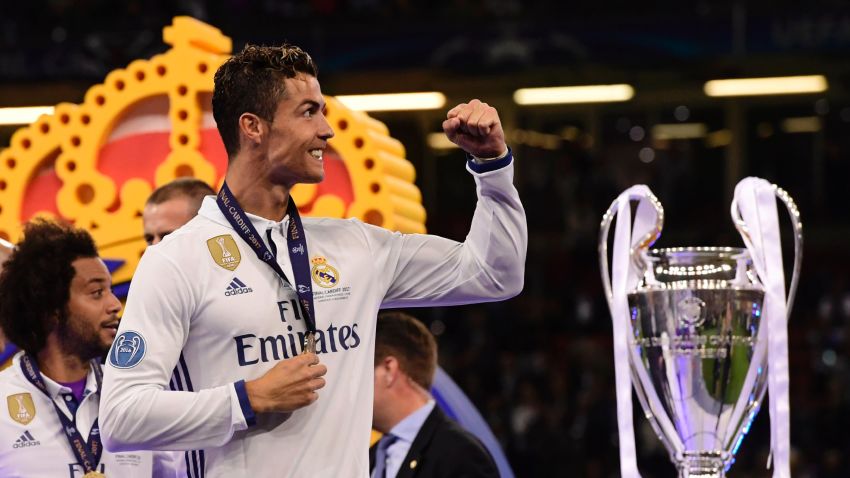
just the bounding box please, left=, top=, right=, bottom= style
left=628, top=247, right=766, bottom=477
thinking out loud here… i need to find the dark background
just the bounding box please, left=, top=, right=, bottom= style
left=2, top=1, right=849, bottom=476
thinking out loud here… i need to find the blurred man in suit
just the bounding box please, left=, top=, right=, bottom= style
left=371, top=311, right=499, bottom=478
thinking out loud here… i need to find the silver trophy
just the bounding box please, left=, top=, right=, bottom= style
left=598, top=181, right=802, bottom=477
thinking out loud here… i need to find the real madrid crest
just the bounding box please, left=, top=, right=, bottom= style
left=310, top=256, right=340, bottom=288
left=7, top=393, right=35, bottom=425
left=206, top=235, right=241, bottom=271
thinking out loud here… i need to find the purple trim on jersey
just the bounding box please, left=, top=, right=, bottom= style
left=0, top=343, right=18, bottom=365
left=465, top=147, right=513, bottom=174
left=58, top=377, right=87, bottom=402
left=233, top=380, right=257, bottom=427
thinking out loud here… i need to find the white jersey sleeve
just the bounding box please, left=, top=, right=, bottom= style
left=100, top=248, right=249, bottom=452
left=375, top=156, right=527, bottom=307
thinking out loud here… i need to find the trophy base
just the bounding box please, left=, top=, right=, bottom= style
left=677, top=452, right=726, bottom=478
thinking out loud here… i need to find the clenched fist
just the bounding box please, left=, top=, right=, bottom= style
left=442, top=99, right=507, bottom=159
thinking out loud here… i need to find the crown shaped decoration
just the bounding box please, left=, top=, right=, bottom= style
left=0, top=16, right=426, bottom=287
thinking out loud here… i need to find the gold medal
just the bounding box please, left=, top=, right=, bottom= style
left=83, top=472, right=106, bottom=478
left=301, top=333, right=317, bottom=354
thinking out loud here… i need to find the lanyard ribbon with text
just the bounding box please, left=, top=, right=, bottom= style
left=216, top=182, right=317, bottom=350
left=20, top=354, right=104, bottom=475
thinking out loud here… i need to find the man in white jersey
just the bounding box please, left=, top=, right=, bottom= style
left=0, top=219, right=170, bottom=477
left=100, top=43, right=527, bottom=478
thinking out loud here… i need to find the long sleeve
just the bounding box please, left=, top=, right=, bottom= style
left=99, top=248, right=250, bottom=452
left=374, top=155, right=527, bottom=308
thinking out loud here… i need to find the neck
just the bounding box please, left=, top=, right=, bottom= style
left=36, top=337, right=90, bottom=383
left=383, top=387, right=430, bottom=432
left=224, top=157, right=291, bottom=222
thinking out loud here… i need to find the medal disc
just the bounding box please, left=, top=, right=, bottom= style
left=302, top=334, right=317, bottom=354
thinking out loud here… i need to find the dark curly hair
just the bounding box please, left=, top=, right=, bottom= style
left=0, top=219, right=98, bottom=354
left=375, top=311, right=437, bottom=389
left=212, top=43, right=318, bottom=157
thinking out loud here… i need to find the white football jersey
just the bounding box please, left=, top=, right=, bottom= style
left=100, top=158, right=526, bottom=477
left=0, top=352, right=173, bottom=477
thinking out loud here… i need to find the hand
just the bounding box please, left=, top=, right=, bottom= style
left=442, top=99, right=507, bottom=158
left=245, top=352, right=327, bottom=413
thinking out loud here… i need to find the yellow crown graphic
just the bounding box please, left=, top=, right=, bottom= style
left=311, top=256, right=328, bottom=265
left=0, top=16, right=426, bottom=287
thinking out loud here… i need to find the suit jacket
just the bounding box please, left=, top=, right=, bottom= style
left=370, top=406, right=500, bottom=478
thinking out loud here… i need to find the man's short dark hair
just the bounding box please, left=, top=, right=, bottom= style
left=375, top=311, right=437, bottom=390
left=0, top=219, right=98, bottom=354
left=212, top=43, right=318, bottom=157
left=146, top=178, right=215, bottom=212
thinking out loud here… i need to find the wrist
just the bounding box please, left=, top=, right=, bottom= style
left=471, top=146, right=509, bottom=163
left=243, top=379, right=266, bottom=415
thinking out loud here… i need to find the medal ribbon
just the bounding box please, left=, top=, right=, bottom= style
left=732, top=178, right=791, bottom=478
left=216, top=182, right=317, bottom=336
left=20, top=354, right=103, bottom=474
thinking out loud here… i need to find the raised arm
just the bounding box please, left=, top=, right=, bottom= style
left=377, top=100, right=527, bottom=308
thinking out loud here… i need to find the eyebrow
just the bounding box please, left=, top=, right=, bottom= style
left=86, top=277, right=110, bottom=286
left=301, top=99, right=324, bottom=110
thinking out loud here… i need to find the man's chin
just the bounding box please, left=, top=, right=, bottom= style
left=306, top=172, right=325, bottom=184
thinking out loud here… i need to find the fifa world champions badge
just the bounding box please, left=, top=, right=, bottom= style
left=207, top=235, right=242, bottom=271
left=7, top=393, right=36, bottom=425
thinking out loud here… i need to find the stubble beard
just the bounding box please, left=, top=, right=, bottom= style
left=56, top=309, right=110, bottom=362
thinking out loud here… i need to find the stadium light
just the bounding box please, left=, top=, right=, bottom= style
left=781, top=117, right=821, bottom=133
left=704, top=75, right=828, bottom=97
left=652, top=123, right=708, bottom=140
left=0, top=106, right=55, bottom=125
left=335, top=92, right=446, bottom=112
left=513, top=84, right=634, bottom=105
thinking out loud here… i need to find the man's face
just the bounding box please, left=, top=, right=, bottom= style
left=262, top=73, right=335, bottom=188
left=143, top=196, right=195, bottom=245
left=56, top=257, right=122, bottom=360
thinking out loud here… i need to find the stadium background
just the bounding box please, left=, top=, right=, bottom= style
left=1, top=2, right=849, bottom=476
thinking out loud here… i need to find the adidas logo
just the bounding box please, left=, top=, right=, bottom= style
left=13, top=430, right=40, bottom=448
left=225, top=277, right=253, bottom=297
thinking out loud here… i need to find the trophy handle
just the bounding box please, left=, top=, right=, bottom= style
left=598, top=190, right=664, bottom=305
left=730, top=185, right=803, bottom=312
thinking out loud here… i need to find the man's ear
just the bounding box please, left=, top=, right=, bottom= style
left=384, top=356, right=400, bottom=386
left=238, top=113, right=265, bottom=147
